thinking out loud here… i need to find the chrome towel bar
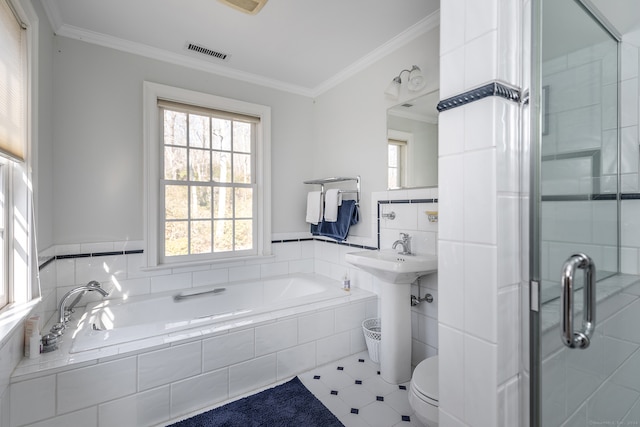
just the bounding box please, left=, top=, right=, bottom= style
left=174, top=287, right=226, bottom=302
left=304, top=176, right=361, bottom=205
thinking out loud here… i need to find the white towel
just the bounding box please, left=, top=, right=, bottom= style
left=305, top=191, right=323, bottom=225
left=323, top=189, right=342, bottom=222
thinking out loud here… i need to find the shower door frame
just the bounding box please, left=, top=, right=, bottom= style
left=529, top=0, right=622, bottom=425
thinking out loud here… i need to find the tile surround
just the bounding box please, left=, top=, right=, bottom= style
left=9, top=293, right=376, bottom=426
left=3, top=5, right=639, bottom=427
left=439, top=1, right=524, bottom=425
left=8, top=186, right=439, bottom=426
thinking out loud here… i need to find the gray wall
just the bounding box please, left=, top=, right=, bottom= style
left=49, top=37, right=314, bottom=244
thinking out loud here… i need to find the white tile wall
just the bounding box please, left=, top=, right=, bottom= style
left=170, top=370, right=227, bottom=419
left=10, top=375, right=56, bottom=426
left=31, top=407, right=98, bottom=427
left=464, top=244, right=498, bottom=343
left=438, top=155, right=464, bottom=242
left=57, top=357, right=137, bottom=414
left=316, top=331, right=351, bottom=366
left=298, top=310, right=335, bottom=343
left=99, top=386, right=171, bottom=427
left=463, top=148, right=497, bottom=245
left=202, top=329, right=254, bottom=372
left=228, top=354, right=277, bottom=397
left=276, top=342, right=316, bottom=380
left=255, top=319, right=298, bottom=356
left=439, top=0, right=523, bottom=425
left=464, top=334, right=498, bottom=427
left=438, top=324, right=465, bottom=421
left=10, top=263, right=376, bottom=426
left=138, top=343, right=201, bottom=391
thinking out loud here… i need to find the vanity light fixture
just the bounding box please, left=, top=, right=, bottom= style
left=385, top=65, right=426, bottom=99
left=218, top=0, right=268, bottom=15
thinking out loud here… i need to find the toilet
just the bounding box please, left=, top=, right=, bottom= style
left=408, top=356, right=439, bottom=427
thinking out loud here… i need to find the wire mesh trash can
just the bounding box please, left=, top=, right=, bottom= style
left=362, top=318, right=381, bottom=363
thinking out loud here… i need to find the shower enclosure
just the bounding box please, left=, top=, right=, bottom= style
left=530, top=0, right=638, bottom=425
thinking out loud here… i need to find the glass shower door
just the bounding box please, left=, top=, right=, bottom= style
left=533, top=0, right=627, bottom=425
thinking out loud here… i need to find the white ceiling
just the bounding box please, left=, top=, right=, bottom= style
left=590, top=0, right=640, bottom=36
left=40, top=0, right=441, bottom=96
left=39, top=1, right=639, bottom=97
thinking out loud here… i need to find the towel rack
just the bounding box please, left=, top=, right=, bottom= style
left=304, top=176, right=360, bottom=205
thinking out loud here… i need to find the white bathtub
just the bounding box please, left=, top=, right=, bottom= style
left=70, top=273, right=353, bottom=353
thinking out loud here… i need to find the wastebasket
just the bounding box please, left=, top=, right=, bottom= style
left=362, top=318, right=381, bottom=363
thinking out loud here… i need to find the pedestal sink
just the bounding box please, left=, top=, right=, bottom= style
left=346, top=249, right=437, bottom=384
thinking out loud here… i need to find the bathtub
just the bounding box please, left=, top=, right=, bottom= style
left=70, top=273, right=354, bottom=353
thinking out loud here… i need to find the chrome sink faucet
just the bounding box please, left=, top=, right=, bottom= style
left=50, top=280, right=109, bottom=336
left=392, top=232, right=412, bottom=255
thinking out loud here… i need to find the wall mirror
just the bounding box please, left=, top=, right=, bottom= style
left=386, top=90, right=439, bottom=189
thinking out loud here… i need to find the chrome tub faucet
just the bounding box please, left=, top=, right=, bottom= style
left=392, top=232, right=412, bottom=255
left=49, top=280, right=109, bottom=337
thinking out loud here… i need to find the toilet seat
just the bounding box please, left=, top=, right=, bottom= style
left=411, top=356, right=439, bottom=404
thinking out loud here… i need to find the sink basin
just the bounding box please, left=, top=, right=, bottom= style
left=345, top=250, right=437, bottom=284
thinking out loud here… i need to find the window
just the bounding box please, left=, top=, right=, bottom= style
left=0, top=161, right=6, bottom=309
left=144, top=82, right=271, bottom=267
left=388, top=138, right=406, bottom=189
left=0, top=0, right=40, bottom=333
left=160, top=101, right=257, bottom=260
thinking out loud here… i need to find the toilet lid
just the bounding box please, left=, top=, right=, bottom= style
left=413, top=356, right=438, bottom=402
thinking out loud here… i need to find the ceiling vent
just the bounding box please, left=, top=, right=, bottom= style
left=185, top=42, right=230, bottom=62
left=218, top=0, right=268, bottom=15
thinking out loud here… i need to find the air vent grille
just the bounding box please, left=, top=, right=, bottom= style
left=186, top=42, right=229, bottom=61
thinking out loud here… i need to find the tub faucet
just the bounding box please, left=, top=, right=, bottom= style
left=392, top=233, right=412, bottom=255
left=51, top=280, right=109, bottom=336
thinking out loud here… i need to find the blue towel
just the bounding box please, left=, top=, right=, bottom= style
left=310, top=199, right=359, bottom=241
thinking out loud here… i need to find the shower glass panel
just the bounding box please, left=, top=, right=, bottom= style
left=534, top=0, right=625, bottom=425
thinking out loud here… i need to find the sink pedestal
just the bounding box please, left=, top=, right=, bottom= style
left=380, top=281, right=411, bottom=384
left=344, top=250, right=437, bottom=385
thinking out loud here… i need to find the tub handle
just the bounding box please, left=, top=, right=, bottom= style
left=174, top=287, right=226, bottom=302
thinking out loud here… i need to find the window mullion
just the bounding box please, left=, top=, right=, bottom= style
left=186, top=114, right=191, bottom=255
left=209, top=116, right=215, bottom=253
left=152, top=85, right=267, bottom=264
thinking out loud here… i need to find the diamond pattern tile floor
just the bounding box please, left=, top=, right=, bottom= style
left=299, top=351, right=425, bottom=427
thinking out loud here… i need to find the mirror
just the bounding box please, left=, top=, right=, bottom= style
left=386, top=90, right=439, bottom=189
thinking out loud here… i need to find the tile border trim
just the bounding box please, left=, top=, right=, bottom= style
left=541, top=193, right=640, bottom=202
left=271, top=237, right=377, bottom=251
left=437, top=81, right=521, bottom=112
left=37, top=239, right=381, bottom=271
left=38, top=249, right=144, bottom=270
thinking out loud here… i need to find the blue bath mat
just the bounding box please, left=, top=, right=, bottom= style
left=169, top=376, right=343, bottom=427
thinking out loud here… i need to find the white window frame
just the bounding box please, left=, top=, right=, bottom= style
left=0, top=160, right=8, bottom=309
left=143, top=82, right=272, bottom=268
left=388, top=129, right=411, bottom=190
left=0, top=0, right=40, bottom=344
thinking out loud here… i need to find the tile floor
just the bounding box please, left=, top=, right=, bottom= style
left=299, top=351, right=425, bottom=427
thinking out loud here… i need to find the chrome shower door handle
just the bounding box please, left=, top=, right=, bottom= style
left=560, top=253, right=596, bottom=349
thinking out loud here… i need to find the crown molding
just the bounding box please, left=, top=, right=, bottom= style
left=54, top=23, right=316, bottom=97
left=311, top=10, right=440, bottom=97
left=40, top=0, right=63, bottom=33
left=42, top=4, right=439, bottom=98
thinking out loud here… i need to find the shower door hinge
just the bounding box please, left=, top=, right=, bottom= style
left=530, top=280, right=539, bottom=312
